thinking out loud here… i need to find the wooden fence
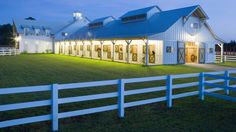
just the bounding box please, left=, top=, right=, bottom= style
left=0, top=47, right=19, bottom=56
left=216, top=55, right=236, bottom=62
left=0, top=70, right=236, bottom=131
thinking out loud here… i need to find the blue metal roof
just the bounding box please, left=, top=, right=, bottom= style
left=14, top=19, right=53, bottom=35
left=54, top=17, right=89, bottom=40
left=121, top=5, right=161, bottom=18
left=68, top=5, right=200, bottom=40
left=90, top=16, right=115, bottom=24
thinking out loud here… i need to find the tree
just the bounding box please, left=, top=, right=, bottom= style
left=0, top=24, right=15, bottom=47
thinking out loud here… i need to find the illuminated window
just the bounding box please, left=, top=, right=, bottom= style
left=87, top=45, right=91, bottom=51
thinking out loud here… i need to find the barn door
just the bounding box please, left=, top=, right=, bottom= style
left=198, top=43, right=205, bottom=64
left=199, top=48, right=205, bottom=63
left=177, top=42, right=185, bottom=64
left=149, top=45, right=155, bottom=64
left=118, top=45, right=123, bottom=60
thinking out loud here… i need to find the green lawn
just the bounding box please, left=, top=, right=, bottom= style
left=0, top=54, right=236, bottom=132
left=216, top=62, right=236, bottom=67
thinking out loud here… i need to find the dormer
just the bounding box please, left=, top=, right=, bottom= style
left=21, top=25, right=30, bottom=36
left=43, top=27, right=51, bottom=37
left=32, top=26, right=41, bottom=36
left=121, top=5, right=161, bottom=23
left=88, top=16, right=115, bottom=29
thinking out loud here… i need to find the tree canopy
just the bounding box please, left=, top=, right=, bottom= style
left=0, top=24, right=15, bottom=47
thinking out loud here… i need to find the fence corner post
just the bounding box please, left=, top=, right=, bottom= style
left=166, top=75, right=172, bottom=108
left=118, top=79, right=125, bottom=118
left=224, top=55, right=227, bottom=62
left=199, top=72, right=205, bottom=101
left=52, top=84, right=59, bottom=132
left=224, top=70, right=230, bottom=95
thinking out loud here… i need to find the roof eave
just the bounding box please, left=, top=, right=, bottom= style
left=204, top=22, right=226, bottom=44
left=186, top=5, right=209, bottom=20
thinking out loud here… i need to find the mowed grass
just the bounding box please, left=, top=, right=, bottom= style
left=216, top=62, right=236, bottom=67
left=0, top=54, right=236, bottom=132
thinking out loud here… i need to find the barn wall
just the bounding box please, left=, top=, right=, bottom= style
left=149, top=16, right=219, bottom=64
left=162, top=41, right=177, bottom=64
left=19, top=35, right=53, bottom=53
left=55, top=39, right=163, bottom=65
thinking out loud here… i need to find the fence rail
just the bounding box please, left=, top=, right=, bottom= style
left=216, top=55, right=236, bottom=62
left=0, top=47, right=19, bottom=56
left=200, top=71, right=236, bottom=102
left=0, top=70, right=236, bottom=131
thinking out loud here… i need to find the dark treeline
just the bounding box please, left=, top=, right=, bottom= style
left=0, top=24, right=15, bottom=47
left=215, top=40, right=236, bottom=55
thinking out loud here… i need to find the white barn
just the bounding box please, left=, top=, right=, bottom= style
left=13, top=12, right=89, bottom=54
left=55, top=5, right=224, bottom=65
left=13, top=17, right=53, bottom=53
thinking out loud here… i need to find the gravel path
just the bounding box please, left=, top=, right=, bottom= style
left=186, top=63, right=236, bottom=71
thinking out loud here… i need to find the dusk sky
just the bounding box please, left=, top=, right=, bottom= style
left=0, top=0, right=235, bottom=42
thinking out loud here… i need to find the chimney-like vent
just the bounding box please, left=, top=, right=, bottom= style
left=73, top=11, right=83, bottom=21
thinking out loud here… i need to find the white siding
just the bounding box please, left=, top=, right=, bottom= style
left=162, top=41, right=177, bottom=64
left=19, top=35, right=53, bottom=53
left=149, top=16, right=219, bottom=64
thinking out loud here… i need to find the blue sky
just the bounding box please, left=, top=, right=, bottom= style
left=0, top=0, right=234, bottom=42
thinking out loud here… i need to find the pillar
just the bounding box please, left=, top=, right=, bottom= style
left=220, top=43, right=224, bottom=63
left=111, top=40, right=116, bottom=61
left=100, top=41, right=104, bottom=60
left=90, top=40, right=93, bottom=59
left=125, top=40, right=132, bottom=63
left=82, top=40, right=85, bottom=57
left=144, top=39, right=149, bottom=66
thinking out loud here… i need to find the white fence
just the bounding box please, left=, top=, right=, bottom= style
left=0, top=47, right=19, bottom=56
left=0, top=70, right=236, bottom=131
left=216, top=55, right=236, bottom=62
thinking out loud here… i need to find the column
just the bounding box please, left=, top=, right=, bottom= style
left=220, top=43, right=224, bottom=63
left=82, top=41, right=85, bottom=57
left=125, top=40, right=132, bottom=63
left=112, top=40, right=116, bottom=61
left=145, top=39, right=149, bottom=66
left=90, top=40, right=93, bottom=59
left=100, top=41, right=104, bottom=60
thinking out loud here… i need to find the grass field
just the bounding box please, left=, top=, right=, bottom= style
left=0, top=54, right=236, bottom=132
left=216, top=62, right=236, bottom=67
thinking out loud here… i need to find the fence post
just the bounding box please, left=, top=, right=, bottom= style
left=166, top=75, right=172, bottom=108
left=118, top=79, right=125, bottom=118
left=224, top=70, right=230, bottom=95
left=52, top=84, right=59, bottom=131
left=199, top=72, right=205, bottom=100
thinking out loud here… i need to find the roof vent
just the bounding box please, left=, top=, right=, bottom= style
left=89, top=22, right=103, bottom=29
left=121, top=14, right=147, bottom=23
left=121, top=5, right=161, bottom=23
left=88, top=16, right=115, bottom=29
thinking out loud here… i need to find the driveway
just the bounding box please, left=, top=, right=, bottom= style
left=186, top=63, right=236, bottom=71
